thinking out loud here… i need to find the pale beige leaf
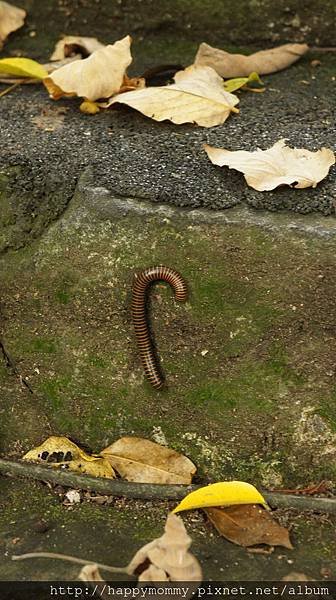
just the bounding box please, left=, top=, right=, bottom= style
left=0, top=1, right=25, bottom=50
left=50, top=36, right=105, bottom=61
left=109, top=65, right=239, bottom=127
left=204, top=139, right=335, bottom=191
left=79, top=564, right=109, bottom=600
left=101, top=436, right=196, bottom=484
left=127, top=513, right=202, bottom=582
left=194, top=42, right=309, bottom=77
left=44, top=35, right=132, bottom=101
left=78, top=563, right=105, bottom=582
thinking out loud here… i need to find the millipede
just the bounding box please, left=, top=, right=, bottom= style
left=131, top=266, right=188, bottom=389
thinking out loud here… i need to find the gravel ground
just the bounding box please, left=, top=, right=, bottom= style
left=1, top=54, right=335, bottom=221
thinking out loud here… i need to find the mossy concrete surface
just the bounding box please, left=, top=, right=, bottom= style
left=1, top=177, right=336, bottom=579
left=1, top=0, right=335, bottom=62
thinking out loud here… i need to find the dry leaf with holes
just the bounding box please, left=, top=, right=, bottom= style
left=44, top=35, right=132, bottom=101
left=205, top=504, right=293, bottom=549
left=204, top=139, right=335, bottom=191
left=101, top=437, right=196, bottom=484
left=195, top=42, right=309, bottom=77
left=109, top=65, right=239, bottom=127
left=23, top=436, right=115, bottom=478
left=0, top=1, right=25, bottom=49
left=50, top=36, right=104, bottom=61
left=127, top=513, right=202, bottom=581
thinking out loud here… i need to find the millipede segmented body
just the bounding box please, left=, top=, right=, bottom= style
left=132, top=266, right=188, bottom=389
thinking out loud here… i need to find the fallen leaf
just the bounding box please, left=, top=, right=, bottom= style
left=109, top=65, right=239, bottom=127
left=50, top=36, right=104, bottom=61
left=79, top=564, right=109, bottom=600
left=224, top=72, right=264, bottom=93
left=205, top=504, right=293, bottom=549
left=0, top=57, right=48, bottom=79
left=204, top=139, right=335, bottom=191
left=282, top=572, right=314, bottom=581
left=126, top=513, right=202, bottom=581
left=23, top=436, right=115, bottom=478
left=32, top=106, right=67, bottom=131
left=173, top=481, right=268, bottom=513
left=44, top=35, right=132, bottom=102
left=101, top=437, right=196, bottom=484
left=0, top=1, right=25, bottom=50
left=195, top=42, right=309, bottom=78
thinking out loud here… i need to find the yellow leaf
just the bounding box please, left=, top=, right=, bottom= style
left=23, top=436, right=115, bottom=479
left=0, top=57, right=48, bottom=79
left=173, top=481, right=268, bottom=513
left=80, top=100, right=100, bottom=114
left=224, top=72, right=264, bottom=93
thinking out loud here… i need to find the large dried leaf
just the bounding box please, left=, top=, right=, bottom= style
left=101, top=437, right=196, bottom=484
left=194, top=42, right=309, bottom=77
left=173, top=481, right=268, bottom=513
left=204, top=139, right=335, bottom=191
left=126, top=513, right=202, bottom=581
left=44, top=35, right=132, bottom=101
left=109, top=65, right=239, bottom=127
left=205, top=505, right=293, bottom=549
left=0, top=1, right=25, bottom=50
left=23, top=436, right=115, bottom=478
left=50, top=36, right=104, bottom=61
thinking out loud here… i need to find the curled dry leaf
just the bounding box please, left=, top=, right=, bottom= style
left=204, top=139, right=335, bottom=191
left=109, top=65, right=239, bottom=127
left=173, top=481, right=268, bottom=513
left=101, top=436, right=196, bottom=484
left=205, top=504, right=293, bottom=549
left=50, top=36, right=104, bottom=61
left=0, top=1, right=26, bottom=50
left=194, top=42, right=309, bottom=77
left=44, top=35, right=132, bottom=101
left=23, top=436, right=115, bottom=478
left=126, top=513, right=202, bottom=581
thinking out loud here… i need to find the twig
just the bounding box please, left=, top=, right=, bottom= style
left=0, top=82, right=21, bottom=98
left=12, top=552, right=128, bottom=574
left=0, top=338, right=33, bottom=393
left=0, top=458, right=336, bottom=513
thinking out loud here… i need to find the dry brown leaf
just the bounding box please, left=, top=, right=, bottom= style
left=50, top=36, right=104, bottom=61
left=109, top=65, right=239, bottom=127
left=32, top=106, right=68, bottom=132
left=204, top=139, right=335, bottom=191
left=44, top=35, right=132, bottom=101
left=101, top=437, right=196, bottom=484
left=126, top=513, right=202, bottom=581
left=205, top=504, right=293, bottom=549
left=194, top=42, right=309, bottom=77
left=0, top=1, right=25, bottom=50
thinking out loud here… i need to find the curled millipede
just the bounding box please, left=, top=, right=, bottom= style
left=132, top=266, right=188, bottom=389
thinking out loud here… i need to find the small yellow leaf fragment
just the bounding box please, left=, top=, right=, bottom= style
left=0, top=57, right=48, bottom=79
left=224, top=72, right=264, bottom=93
left=173, top=481, right=268, bottom=513
left=80, top=100, right=100, bottom=114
